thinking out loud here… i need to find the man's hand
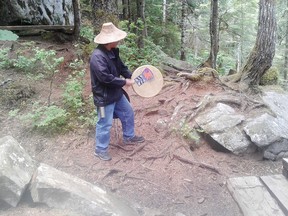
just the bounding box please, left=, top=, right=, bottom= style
left=125, top=78, right=135, bottom=87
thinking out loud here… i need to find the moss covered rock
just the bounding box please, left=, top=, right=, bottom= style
left=260, top=67, right=279, bottom=85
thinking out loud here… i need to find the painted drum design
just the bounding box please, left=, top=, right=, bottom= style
left=132, top=65, right=164, bottom=98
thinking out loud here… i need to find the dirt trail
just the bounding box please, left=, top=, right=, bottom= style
left=0, top=40, right=283, bottom=216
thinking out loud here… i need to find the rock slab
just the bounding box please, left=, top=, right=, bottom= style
left=227, top=176, right=285, bottom=216
left=260, top=175, right=288, bottom=215
left=30, top=163, right=139, bottom=216
left=0, top=136, right=37, bottom=208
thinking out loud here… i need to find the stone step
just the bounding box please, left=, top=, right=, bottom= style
left=227, top=176, right=285, bottom=216
left=260, top=174, right=288, bottom=216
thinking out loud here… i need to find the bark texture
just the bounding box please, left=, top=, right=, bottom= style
left=180, top=0, right=186, bottom=61
left=284, top=0, right=288, bottom=80
left=239, top=0, right=276, bottom=88
left=136, top=0, right=146, bottom=48
left=199, top=0, right=219, bottom=69
left=73, top=0, right=81, bottom=40
left=91, top=0, right=119, bottom=34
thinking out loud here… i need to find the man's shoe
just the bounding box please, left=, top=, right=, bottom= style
left=123, top=135, right=145, bottom=145
left=94, top=151, right=112, bottom=161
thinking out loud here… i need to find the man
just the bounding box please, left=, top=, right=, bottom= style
left=90, top=22, right=145, bottom=161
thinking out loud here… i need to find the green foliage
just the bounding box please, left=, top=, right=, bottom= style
left=8, top=109, right=20, bottom=118
left=219, top=1, right=258, bottom=68
left=180, top=124, right=193, bottom=139
left=186, top=50, right=210, bottom=67
left=216, top=51, right=236, bottom=75
left=3, top=43, right=97, bottom=133
left=34, top=48, right=64, bottom=72
left=260, top=67, right=279, bottom=86
left=77, top=95, right=98, bottom=129
left=10, top=46, right=64, bottom=80
left=61, top=59, right=97, bottom=129
left=13, top=55, right=36, bottom=73
left=180, top=123, right=202, bottom=149
left=80, top=25, right=94, bottom=41
left=14, top=55, right=95, bottom=133
left=0, top=48, right=14, bottom=69
left=146, top=20, right=181, bottom=58
left=62, top=59, right=85, bottom=112
left=22, top=102, right=69, bottom=133
left=118, top=20, right=161, bottom=70
left=0, top=30, right=19, bottom=41
left=79, top=42, right=96, bottom=60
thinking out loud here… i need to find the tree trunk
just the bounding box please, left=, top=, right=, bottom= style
left=200, top=0, right=219, bottom=69
left=193, top=16, right=200, bottom=59
left=136, top=0, right=146, bottom=48
left=163, top=0, right=167, bottom=23
left=91, top=0, right=119, bottom=34
left=284, top=0, right=288, bottom=80
left=72, top=0, right=81, bottom=40
left=180, top=0, right=186, bottom=61
left=122, top=0, right=129, bottom=20
left=239, top=0, right=276, bottom=89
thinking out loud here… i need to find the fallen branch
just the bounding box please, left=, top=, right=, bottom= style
left=198, top=163, right=221, bottom=175
left=173, top=154, right=221, bottom=175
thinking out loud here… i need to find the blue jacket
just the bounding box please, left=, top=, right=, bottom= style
left=90, top=45, right=132, bottom=107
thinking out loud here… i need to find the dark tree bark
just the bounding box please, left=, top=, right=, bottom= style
left=199, top=0, right=219, bottom=69
left=122, top=0, right=130, bottom=20
left=91, top=0, right=119, bottom=34
left=239, top=0, right=276, bottom=89
left=136, top=0, right=146, bottom=48
left=284, top=0, right=288, bottom=80
left=180, top=0, right=186, bottom=61
left=73, top=0, right=81, bottom=40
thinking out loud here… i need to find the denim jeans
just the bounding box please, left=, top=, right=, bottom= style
left=95, top=95, right=135, bottom=153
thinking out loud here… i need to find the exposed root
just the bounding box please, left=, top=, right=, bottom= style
left=187, top=91, right=270, bottom=122
left=173, top=154, right=221, bottom=175
left=102, top=169, right=123, bottom=180
left=129, top=143, right=147, bottom=157
left=110, top=143, right=134, bottom=151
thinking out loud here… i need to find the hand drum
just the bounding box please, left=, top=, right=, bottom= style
left=132, top=65, right=163, bottom=98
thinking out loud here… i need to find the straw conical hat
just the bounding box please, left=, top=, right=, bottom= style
left=94, top=22, right=127, bottom=44
left=132, top=65, right=163, bottom=98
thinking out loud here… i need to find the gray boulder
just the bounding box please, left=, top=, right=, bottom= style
left=194, top=91, right=288, bottom=160
left=195, top=103, right=253, bottom=154
left=0, top=136, right=37, bottom=208
left=30, top=163, right=139, bottom=216
left=262, top=91, right=288, bottom=122
left=244, top=113, right=282, bottom=148
left=264, top=140, right=288, bottom=161
left=0, top=0, right=74, bottom=26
